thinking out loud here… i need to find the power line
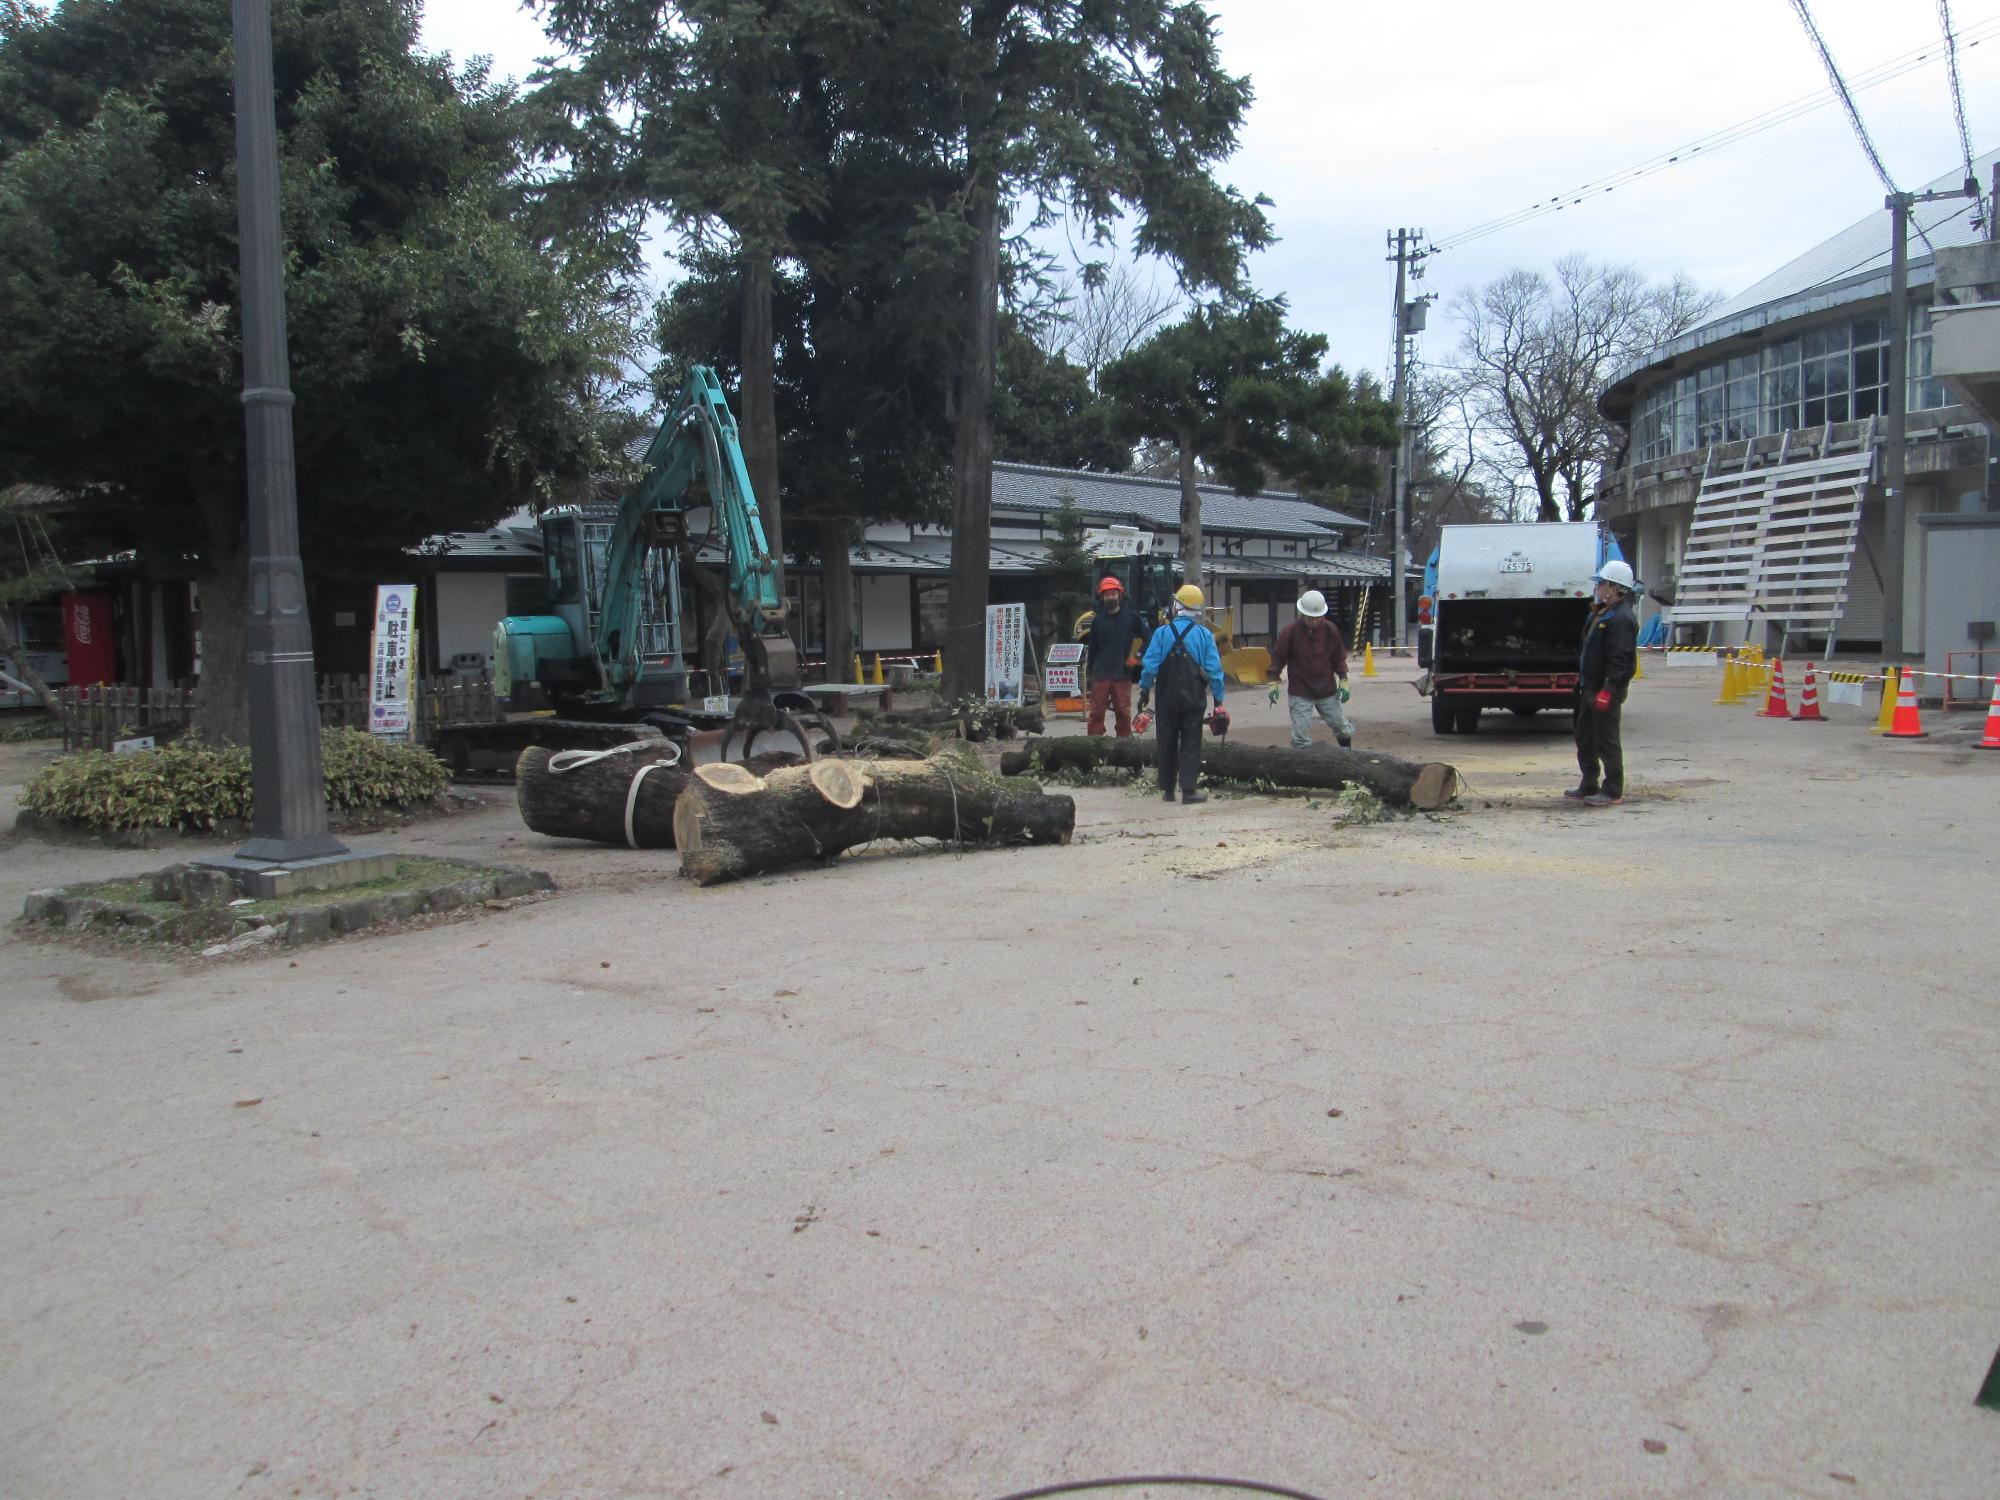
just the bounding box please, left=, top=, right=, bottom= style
left=1939, top=0, right=1985, bottom=227
left=1430, top=15, right=2000, bottom=252
left=1787, top=0, right=1900, bottom=195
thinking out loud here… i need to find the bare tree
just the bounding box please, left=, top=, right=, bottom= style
left=1448, top=256, right=1718, bottom=521
left=1404, top=374, right=1509, bottom=561
left=1037, top=264, right=1183, bottom=391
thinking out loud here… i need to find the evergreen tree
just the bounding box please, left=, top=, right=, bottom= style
left=1103, top=300, right=1397, bottom=594
left=1040, top=490, right=1097, bottom=643
left=0, top=0, right=632, bottom=740
left=901, top=1, right=1272, bottom=699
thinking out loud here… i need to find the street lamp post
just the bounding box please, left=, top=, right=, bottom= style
left=231, top=0, right=346, bottom=863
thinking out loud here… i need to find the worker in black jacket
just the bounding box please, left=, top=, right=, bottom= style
left=1081, top=576, right=1150, bottom=736
left=1569, top=559, right=1640, bottom=807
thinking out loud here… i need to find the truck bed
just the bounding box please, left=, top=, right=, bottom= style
left=1433, top=599, right=1588, bottom=674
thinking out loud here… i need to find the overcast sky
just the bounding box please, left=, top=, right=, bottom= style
left=418, top=0, right=1996, bottom=389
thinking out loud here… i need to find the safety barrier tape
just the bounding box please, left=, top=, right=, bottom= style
left=1716, top=659, right=1999, bottom=689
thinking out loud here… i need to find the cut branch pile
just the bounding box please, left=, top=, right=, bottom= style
left=673, top=746, right=1075, bottom=886
left=999, top=736, right=1459, bottom=810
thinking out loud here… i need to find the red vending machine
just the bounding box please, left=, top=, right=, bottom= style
left=61, top=591, right=118, bottom=687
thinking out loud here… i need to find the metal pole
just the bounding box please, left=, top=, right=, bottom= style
left=1389, top=229, right=1409, bottom=648
left=232, top=0, right=345, bottom=862
left=1881, top=193, right=1909, bottom=660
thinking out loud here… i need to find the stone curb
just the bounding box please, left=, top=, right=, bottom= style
left=19, top=862, right=557, bottom=958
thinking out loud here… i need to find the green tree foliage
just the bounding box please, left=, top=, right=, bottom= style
left=1040, top=491, right=1097, bottom=642
left=1102, top=299, right=1398, bottom=590
left=0, top=0, right=632, bottom=740
left=904, top=1, right=1273, bottom=699
left=534, top=0, right=891, bottom=582
left=994, top=322, right=1128, bottom=473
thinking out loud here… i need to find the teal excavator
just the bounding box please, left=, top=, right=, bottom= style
left=434, top=367, right=837, bottom=773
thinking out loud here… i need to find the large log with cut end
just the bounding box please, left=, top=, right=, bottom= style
left=998, top=736, right=1459, bottom=811
left=516, top=744, right=799, bottom=848
left=673, top=748, right=1076, bottom=886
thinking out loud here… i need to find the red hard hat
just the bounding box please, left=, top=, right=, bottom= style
left=1096, top=577, right=1124, bottom=596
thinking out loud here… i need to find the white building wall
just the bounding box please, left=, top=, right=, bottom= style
left=433, top=574, right=508, bottom=670
left=859, top=575, right=913, bottom=651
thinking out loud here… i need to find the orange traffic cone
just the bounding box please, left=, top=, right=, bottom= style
left=1756, top=657, right=1791, bottom=718
left=1978, top=681, right=2000, bottom=751
left=1792, top=662, right=1827, bottom=722
left=1886, top=667, right=1928, bottom=739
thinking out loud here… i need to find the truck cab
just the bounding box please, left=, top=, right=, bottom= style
left=1421, top=522, right=1624, bottom=735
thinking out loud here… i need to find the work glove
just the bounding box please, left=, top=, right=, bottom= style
left=1213, top=695, right=1225, bottom=711
left=1267, top=683, right=1281, bottom=705
left=1593, top=689, right=1613, bottom=712
left=1337, top=678, right=1351, bottom=704
left=1136, top=691, right=1150, bottom=714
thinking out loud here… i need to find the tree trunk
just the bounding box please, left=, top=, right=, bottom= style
left=1175, top=433, right=1204, bottom=597
left=999, top=735, right=1460, bottom=810
left=515, top=743, right=799, bottom=848
left=674, top=746, right=1075, bottom=886
left=941, top=36, right=1003, bottom=705
left=739, top=248, right=783, bottom=588
left=0, top=611, right=60, bottom=713
left=193, top=549, right=251, bottom=746
left=820, top=515, right=855, bottom=681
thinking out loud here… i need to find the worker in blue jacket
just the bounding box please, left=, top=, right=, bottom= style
left=1137, top=583, right=1227, bottom=804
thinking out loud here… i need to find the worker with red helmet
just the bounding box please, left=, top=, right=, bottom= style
left=1081, top=575, right=1150, bottom=736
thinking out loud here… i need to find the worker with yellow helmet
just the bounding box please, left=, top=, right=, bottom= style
left=1135, top=583, right=1227, bottom=804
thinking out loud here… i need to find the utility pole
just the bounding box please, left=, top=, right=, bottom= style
left=229, top=0, right=345, bottom=863
left=1386, top=228, right=1428, bottom=648
left=1881, top=179, right=1980, bottom=658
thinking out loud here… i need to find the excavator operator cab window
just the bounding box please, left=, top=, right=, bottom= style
left=544, top=518, right=583, bottom=607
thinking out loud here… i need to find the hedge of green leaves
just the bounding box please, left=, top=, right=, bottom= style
left=23, top=729, right=450, bottom=831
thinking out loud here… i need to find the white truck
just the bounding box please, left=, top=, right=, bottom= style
left=1417, top=521, right=1620, bottom=735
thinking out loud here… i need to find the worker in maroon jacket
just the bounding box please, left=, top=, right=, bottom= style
left=1267, top=589, right=1353, bottom=748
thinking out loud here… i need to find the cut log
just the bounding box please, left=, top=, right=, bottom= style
left=515, top=743, right=799, bottom=848
left=998, top=736, right=1460, bottom=811
left=673, top=747, right=1075, bottom=886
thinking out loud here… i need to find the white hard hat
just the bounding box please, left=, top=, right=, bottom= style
left=1594, top=560, right=1636, bottom=591
left=1296, top=589, right=1328, bottom=618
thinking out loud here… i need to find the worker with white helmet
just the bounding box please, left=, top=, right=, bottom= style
left=1266, top=588, right=1354, bottom=750
left=1570, top=558, right=1639, bottom=808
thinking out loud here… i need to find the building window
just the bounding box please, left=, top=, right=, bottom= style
left=1628, top=301, right=1953, bottom=464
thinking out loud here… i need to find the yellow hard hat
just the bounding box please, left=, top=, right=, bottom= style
left=1174, top=583, right=1205, bottom=609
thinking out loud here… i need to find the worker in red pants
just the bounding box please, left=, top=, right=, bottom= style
left=1083, top=576, right=1150, bottom=736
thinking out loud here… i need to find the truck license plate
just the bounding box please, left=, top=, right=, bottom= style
left=1499, top=551, right=1532, bottom=573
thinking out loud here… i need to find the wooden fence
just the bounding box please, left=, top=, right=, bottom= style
left=58, top=673, right=498, bottom=753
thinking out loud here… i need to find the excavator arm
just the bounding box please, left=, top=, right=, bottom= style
left=595, top=366, right=787, bottom=696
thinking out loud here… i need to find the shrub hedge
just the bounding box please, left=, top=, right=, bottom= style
left=23, top=729, right=450, bottom=831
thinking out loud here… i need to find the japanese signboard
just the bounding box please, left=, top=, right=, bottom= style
left=1044, top=641, right=1085, bottom=697
left=369, top=584, right=417, bottom=739
left=1084, top=527, right=1151, bottom=556
left=984, top=602, right=1026, bottom=706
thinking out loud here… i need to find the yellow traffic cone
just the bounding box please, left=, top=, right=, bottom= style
left=1633, top=652, right=1645, bottom=681
left=871, top=653, right=885, bottom=685
left=852, top=653, right=864, bottom=683
left=932, top=650, right=943, bottom=675
left=1715, top=653, right=1739, bottom=705
left=1874, top=665, right=1900, bottom=734
left=1363, top=642, right=1377, bottom=678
